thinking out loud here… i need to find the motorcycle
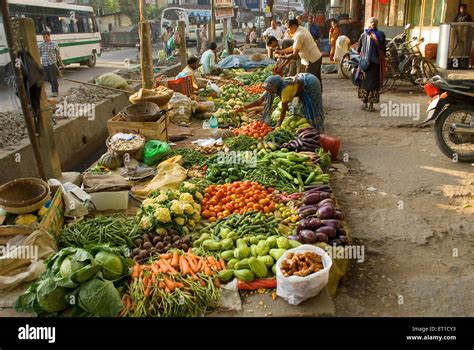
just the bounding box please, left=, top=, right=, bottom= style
left=339, top=44, right=360, bottom=79
left=421, top=75, right=474, bottom=163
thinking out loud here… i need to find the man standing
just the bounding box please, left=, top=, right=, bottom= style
left=39, top=30, right=64, bottom=97
left=455, top=4, right=472, bottom=22
left=263, top=20, right=284, bottom=41
left=309, top=15, right=321, bottom=47
left=244, top=23, right=251, bottom=44
left=275, top=19, right=323, bottom=90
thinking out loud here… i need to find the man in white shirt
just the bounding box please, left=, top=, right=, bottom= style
left=200, top=42, right=221, bottom=75
left=180, top=56, right=206, bottom=89
left=275, top=18, right=323, bottom=91
left=263, top=20, right=284, bottom=59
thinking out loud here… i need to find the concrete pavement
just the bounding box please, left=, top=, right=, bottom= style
left=0, top=48, right=139, bottom=112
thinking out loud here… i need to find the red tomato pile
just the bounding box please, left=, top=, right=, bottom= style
left=233, top=121, right=272, bottom=140
left=201, top=181, right=276, bottom=222
left=244, top=83, right=265, bottom=94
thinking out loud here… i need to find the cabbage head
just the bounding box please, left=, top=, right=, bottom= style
left=36, top=277, right=69, bottom=313
left=59, top=257, right=87, bottom=278
left=94, top=251, right=124, bottom=280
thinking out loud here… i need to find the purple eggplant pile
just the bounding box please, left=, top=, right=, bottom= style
left=282, top=127, right=320, bottom=152
left=288, top=185, right=349, bottom=246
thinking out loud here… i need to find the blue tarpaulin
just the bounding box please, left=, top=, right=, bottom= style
left=218, top=55, right=275, bottom=69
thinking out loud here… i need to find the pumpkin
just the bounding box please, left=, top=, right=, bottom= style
left=98, top=152, right=123, bottom=169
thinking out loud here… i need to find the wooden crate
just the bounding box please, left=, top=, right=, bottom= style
left=107, top=113, right=169, bottom=142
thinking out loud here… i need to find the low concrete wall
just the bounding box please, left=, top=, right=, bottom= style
left=0, top=92, right=129, bottom=184
left=0, top=64, right=182, bottom=185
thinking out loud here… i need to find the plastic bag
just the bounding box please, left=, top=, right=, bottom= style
left=95, top=73, right=129, bottom=90
left=143, top=140, right=171, bottom=165
left=276, top=245, right=332, bottom=305
left=132, top=158, right=187, bottom=197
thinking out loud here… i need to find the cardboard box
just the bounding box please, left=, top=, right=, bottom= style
left=89, top=191, right=129, bottom=211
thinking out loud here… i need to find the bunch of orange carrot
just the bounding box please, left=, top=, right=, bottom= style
left=121, top=250, right=222, bottom=317
left=131, top=249, right=226, bottom=281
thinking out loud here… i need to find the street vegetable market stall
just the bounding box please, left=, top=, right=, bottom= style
left=1, top=62, right=350, bottom=317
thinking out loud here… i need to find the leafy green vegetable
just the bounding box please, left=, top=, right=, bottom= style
left=94, top=251, right=124, bottom=281
left=36, top=277, right=70, bottom=313
left=78, top=279, right=123, bottom=317
left=223, top=135, right=258, bottom=151
left=164, top=148, right=208, bottom=168
left=14, top=244, right=132, bottom=317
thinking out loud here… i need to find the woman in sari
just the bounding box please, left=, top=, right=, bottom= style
left=236, top=74, right=324, bottom=131
left=357, top=17, right=386, bottom=112
left=329, top=19, right=340, bottom=61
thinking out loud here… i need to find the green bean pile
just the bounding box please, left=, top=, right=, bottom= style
left=56, top=214, right=140, bottom=248
left=123, top=274, right=219, bottom=317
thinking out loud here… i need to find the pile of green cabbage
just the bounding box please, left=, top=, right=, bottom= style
left=15, top=245, right=132, bottom=317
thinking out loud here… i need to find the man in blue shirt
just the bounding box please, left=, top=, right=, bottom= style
left=38, top=30, right=64, bottom=97
left=308, top=16, right=321, bottom=48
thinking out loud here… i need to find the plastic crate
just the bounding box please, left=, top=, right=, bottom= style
left=166, top=76, right=193, bottom=96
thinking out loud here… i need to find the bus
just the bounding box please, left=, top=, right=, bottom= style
left=161, top=6, right=224, bottom=43
left=0, top=0, right=101, bottom=68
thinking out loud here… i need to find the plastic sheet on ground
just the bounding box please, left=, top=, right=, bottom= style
left=218, top=55, right=275, bottom=70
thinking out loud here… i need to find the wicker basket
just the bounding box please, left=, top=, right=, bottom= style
left=129, top=87, right=174, bottom=108
left=1, top=193, right=51, bottom=215
left=106, top=134, right=145, bottom=156
left=121, top=102, right=161, bottom=122
left=0, top=178, right=49, bottom=208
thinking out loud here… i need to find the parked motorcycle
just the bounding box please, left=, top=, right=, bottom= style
left=339, top=45, right=359, bottom=79
left=421, top=76, right=474, bottom=163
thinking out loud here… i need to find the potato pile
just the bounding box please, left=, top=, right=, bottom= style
left=280, top=252, right=323, bottom=277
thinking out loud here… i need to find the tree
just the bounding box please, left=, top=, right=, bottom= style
left=304, top=0, right=326, bottom=14
left=129, top=5, right=161, bottom=25
left=91, top=0, right=121, bottom=15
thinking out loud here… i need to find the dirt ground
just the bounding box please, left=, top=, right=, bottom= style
left=322, top=75, right=473, bottom=316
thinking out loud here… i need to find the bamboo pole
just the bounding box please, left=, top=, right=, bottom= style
left=178, top=20, right=187, bottom=70
left=0, top=4, right=47, bottom=180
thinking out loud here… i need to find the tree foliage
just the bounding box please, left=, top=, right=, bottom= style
left=91, top=0, right=121, bottom=15
left=304, top=0, right=326, bottom=14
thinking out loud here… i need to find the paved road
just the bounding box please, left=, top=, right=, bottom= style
left=0, top=48, right=139, bottom=112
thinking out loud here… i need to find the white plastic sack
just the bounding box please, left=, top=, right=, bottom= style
left=276, top=245, right=332, bottom=305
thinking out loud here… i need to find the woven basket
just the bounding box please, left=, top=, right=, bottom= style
left=1, top=193, right=51, bottom=215
left=121, top=102, right=161, bottom=122
left=0, top=178, right=49, bottom=208
left=106, top=134, right=145, bottom=156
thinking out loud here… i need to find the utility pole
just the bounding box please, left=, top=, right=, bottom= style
left=177, top=20, right=187, bottom=69
left=210, top=0, right=216, bottom=43
left=139, top=0, right=154, bottom=89
left=222, top=18, right=228, bottom=52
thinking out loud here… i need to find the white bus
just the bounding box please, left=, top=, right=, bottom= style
left=0, top=0, right=101, bottom=68
left=161, top=6, right=224, bottom=43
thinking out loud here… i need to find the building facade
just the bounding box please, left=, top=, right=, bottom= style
left=365, top=0, right=474, bottom=46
